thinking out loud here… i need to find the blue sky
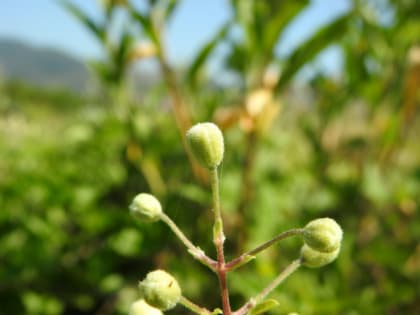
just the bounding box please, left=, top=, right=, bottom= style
left=0, top=0, right=351, bottom=75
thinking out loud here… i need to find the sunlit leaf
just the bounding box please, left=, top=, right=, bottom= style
left=276, top=13, right=353, bottom=91
left=129, top=6, right=159, bottom=44
left=263, top=1, right=309, bottom=53
left=165, top=0, right=179, bottom=22
left=58, top=0, right=105, bottom=41
left=186, top=21, right=231, bottom=88
left=116, top=29, right=134, bottom=66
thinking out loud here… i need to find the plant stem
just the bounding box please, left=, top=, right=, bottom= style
left=226, top=229, right=304, bottom=270
left=210, top=168, right=224, bottom=243
left=233, top=259, right=301, bottom=315
left=159, top=212, right=217, bottom=269
left=155, top=36, right=208, bottom=184
left=180, top=296, right=211, bottom=315
left=255, top=259, right=301, bottom=302
left=210, top=167, right=232, bottom=315
left=217, top=267, right=231, bottom=315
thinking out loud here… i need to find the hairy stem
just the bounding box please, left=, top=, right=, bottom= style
left=159, top=212, right=217, bottom=269
left=210, top=168, right=224, bottom=243
left=234, top=259, right=301, bottom=315
left=226, top=229, right=304, bottom=270
left=255, top=259, right=301, bottom=302
left=217, top=266, right=231, bottom=315
left=180, top=296, right=211, bottom=315
left=210, top=167, right=232, bottom=315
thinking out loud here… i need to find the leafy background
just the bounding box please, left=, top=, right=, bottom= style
left=0, top=0, right=419, bottom=314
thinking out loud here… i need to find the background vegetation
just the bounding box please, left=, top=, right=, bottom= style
left=0, top=0, right=419, bottom=314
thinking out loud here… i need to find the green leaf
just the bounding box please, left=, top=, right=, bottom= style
left=129, top=6, right=159, bottom=44
left=276, top=13, right=352, bottom=91
left=231, top=0, right=257, bottom=49
left=165, top=0, right=179, bottom=21
left=211, top=308, right=223, bottom=315
left=89, top=60, right=114, bottom=84
left=147, top=0, right=159, bottom=6
left=224, top=41, right=248, bottom=76
left=250, top=299, right=279, bottom=315
left=186, top=21, right=231, bottom=88
left=103, top=0, right=114, bottom=19
left=115, top=29, right=134, bottom=66
left=263, top=1, right=309, bottom=54
left=58, top=0, right=105, bottom=41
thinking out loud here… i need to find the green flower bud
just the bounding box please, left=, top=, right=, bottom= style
left=129, top=299, right=163, bottom=315
left=130, top=193, right=162, bottom=222
left=303, top=218, right=343, bottom=253
left=186, top=122, right=224, bottom=169
left=300, top=244, right=340, bottom=268
left=139, top=270, right=181, bottom=311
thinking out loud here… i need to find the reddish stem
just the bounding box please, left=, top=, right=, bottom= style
left=210, top=168, right=232, bottom=315
left=215, top=238, right=232, bottom=315
left=218, top=270, right=231, bottom=315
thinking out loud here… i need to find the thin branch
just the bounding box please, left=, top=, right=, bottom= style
left=180, top=296, right=212, bottom=315
left=210, top=167, right=232, bottom=315
left=233, top=259, right=301, bottom=315
left=210, top=168, right=224, bottom=244
left=159, top=212, right=217, bottom=269
left=255, top=259, right=301, bottom=302
left=226, top=229, right=304, bottom=270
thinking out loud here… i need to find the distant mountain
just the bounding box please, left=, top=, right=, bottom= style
left=0, top=38, right=90, bottom=92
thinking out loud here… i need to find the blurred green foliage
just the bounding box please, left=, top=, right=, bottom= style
left=1, top=0, right=419, bottom=314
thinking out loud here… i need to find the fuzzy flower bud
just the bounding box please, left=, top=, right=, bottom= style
left=186, top=122, right=224, bottom=169
left=129, top=299, right=163, bottom=315
left=300, top=244, right=340, bottom=268
left=303, top=218, right=343, bottom=253
left=130, top=193, right=162, bottom=222
left=138, top=270, right=181, bottom=311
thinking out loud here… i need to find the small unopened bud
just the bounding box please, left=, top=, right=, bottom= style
left=139, top=270, right=181, bottom=311
left=300, top=244, right=340, bottom=268
left=186, top=122, right=224, bottom=169
left=130, top=193, right=162, bottom=222
left=129, top=299, right=163, bottom=315
left=303, top=218, right=342, bottom=253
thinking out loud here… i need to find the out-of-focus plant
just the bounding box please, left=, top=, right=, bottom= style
left=277, top=0, right=420, bottom=313
left=59, top=0, right=133, bottom=92
left=60, top=0, right=210, bottom=183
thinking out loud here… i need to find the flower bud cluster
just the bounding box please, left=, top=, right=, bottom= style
left=126, top=122, right=344, bottom=315
left=301, top=218, right=343, bottom=268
